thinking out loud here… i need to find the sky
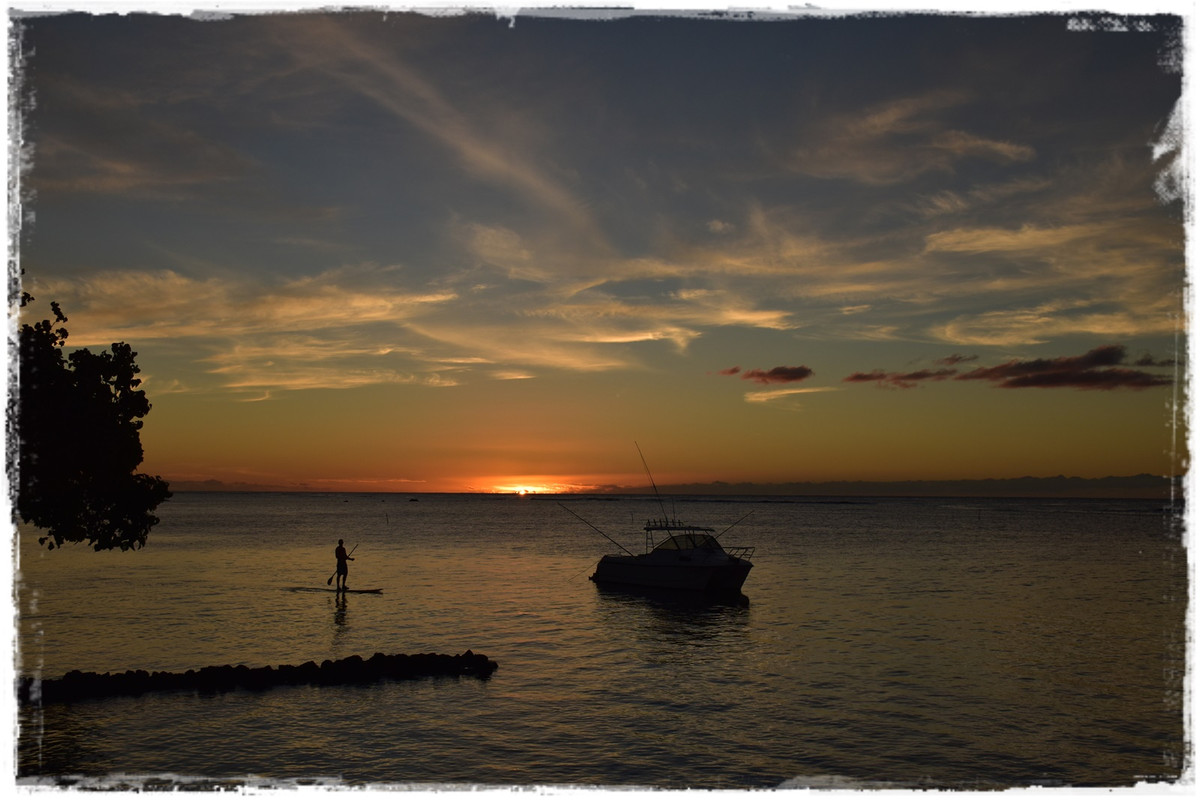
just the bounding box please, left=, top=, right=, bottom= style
left=9, top=4, right=1191, bottom=494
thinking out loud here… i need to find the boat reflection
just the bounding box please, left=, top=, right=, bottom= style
left=594, top=582, right=749, bottom=610
left=593, top=583, right=751, bottom=659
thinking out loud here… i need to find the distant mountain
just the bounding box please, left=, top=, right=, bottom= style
left=167, top=479, right=307, bottom=493
left=622, top=474, right=1183, bottom=500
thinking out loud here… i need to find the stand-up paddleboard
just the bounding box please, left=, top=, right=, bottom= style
left=287, top=586, right=383, bottom=594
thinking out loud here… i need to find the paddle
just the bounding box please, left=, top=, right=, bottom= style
left=327, top=543, right=359, bottom=585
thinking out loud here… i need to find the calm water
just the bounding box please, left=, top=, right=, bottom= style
left=14, top=492, right=1188, bottom=789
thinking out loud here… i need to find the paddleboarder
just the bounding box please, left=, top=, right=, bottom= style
left=334, top=539, right=354, bottom=590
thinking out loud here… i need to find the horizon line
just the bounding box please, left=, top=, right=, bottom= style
left=162, top=473, right=1182, bottom=500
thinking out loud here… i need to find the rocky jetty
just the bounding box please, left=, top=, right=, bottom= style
left=19, top=650, right=498, bottom=705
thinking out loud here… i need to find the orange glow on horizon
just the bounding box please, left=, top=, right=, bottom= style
left=492, top=485, right=553, bottom=495
left=487, top=480, right=599, bottom=495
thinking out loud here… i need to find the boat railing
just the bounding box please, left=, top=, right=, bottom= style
left=725, top=546, right=755, bottom=562
left=644, top=518, right=716, bottom=533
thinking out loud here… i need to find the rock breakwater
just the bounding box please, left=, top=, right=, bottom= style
left=20, top=650, right=498, bottom=704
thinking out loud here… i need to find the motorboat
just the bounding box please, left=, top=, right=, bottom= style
left=589, top=516, right=754, bottom=593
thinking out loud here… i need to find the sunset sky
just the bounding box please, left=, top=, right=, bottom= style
left=12, top=6, right=1190, bottom=493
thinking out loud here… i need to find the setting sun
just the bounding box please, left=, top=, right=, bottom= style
left=490, top=482, right=578, bottom=495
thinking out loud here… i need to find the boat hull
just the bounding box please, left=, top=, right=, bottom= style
left=590, top=552, right=752, bottom=593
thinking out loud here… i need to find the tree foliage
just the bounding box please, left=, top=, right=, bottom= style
left=14, top=297, right=171, bottom=550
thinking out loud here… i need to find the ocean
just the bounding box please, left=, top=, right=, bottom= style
left=14, top=492, right=1188, bottom=789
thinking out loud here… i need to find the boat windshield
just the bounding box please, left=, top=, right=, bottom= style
left=653, top=533, right=724, bottom=551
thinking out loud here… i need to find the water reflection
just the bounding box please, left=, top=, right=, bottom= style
left=330, top=594, right=349, bottom=653
left=593, top=584, right=750, bottom=655
left=594, top=583, right=749, bottom=611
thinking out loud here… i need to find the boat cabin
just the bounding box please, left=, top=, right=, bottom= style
left=653, top=531, right=724, bottom=552
left=643, top=518, right=723, bottom=553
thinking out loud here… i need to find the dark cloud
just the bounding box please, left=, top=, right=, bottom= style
left=737, top=366, right=814, bottom=385
left=960, top=344, right=1124, bottom=378
left=718, top=366, right=742, bottom=376
left=844, top=371, right=890, bottom=383
left=955, top=345, right=1172, bottom=390
left=990, top=368, right=1173, bottom=390
left=844, top=368, right=958, bottom=389
left=844, top=345, right=1174, bottom=391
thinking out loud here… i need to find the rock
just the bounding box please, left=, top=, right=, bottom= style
left=24, top=651, right=498, bottom=705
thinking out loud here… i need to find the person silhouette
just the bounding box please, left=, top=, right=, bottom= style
left=334, top=539, right=354, bottom=591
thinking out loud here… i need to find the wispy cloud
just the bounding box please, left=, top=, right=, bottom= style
left=29, top=109, right=259, bottom=201
left=271, top=16, right=611, bottom=251
left=786, top=91, right=1033, bottom=185
left=743, top=386, right=841, bottom=405
left=932, top=302, right=1180, bottom=347
left=924, top=222, right=1107, bottom=254
left=29, top=268, right=456, bottom=344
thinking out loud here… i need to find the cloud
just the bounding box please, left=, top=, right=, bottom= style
left=786, top=91, right=1034, bottom=185
left=932, top=303, right=1181, bottom=347
left=954, top=345, right=1173, bottom=390
left=27, top=243, right=824, bottom=398
left=931, top=130, right=1035, bottom=162
left=28, top=97, right=261, bottom=202
left=904, top=176, right=1052, bottom=220
left=924, top=223, right=1102, bottom=254
left=212, top=362, right=461, bottom=392
left=843, top=370, right=888, bottom=383
left=24, top=267, right=479, bottom=394
left=667, top=187, right=1177, bottom=348
left=908, top=190, right=972, bottom=218
left=843, top=368, right=959, bottom=389
left=743, top=386, right=841, bottom=405
left=28, top=268, right=456, bottom=344
left=273, top=16, right=610, bottom=250
left=1134, top=354, right=1177, bottom=368
left=672, top=288, right=796, bottom=331
left=843, top=346, right=1175, bottom=392
left=737, top=366, right=815, bottom=385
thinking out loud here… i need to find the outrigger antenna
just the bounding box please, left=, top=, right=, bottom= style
left=715, top=510, right=755, bottom=541
left=634, top=441, right=670, bottom=521
left=558, top=502, right=636, bottom=556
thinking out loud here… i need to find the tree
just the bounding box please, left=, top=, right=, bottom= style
left=14, top=297, right=171, bottom=550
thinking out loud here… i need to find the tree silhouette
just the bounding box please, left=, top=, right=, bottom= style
left=14, top=297, right=171, bottom=550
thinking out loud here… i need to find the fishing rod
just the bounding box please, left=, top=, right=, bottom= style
left=715, top=510, right=755, bottom=541
left=558, top=502, right=636, bottom=557
left=635, top=441, right=671, bottom=521
left=564, top=560, right=598, bottom=584
left=326, top=543, right=359, bottom=585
